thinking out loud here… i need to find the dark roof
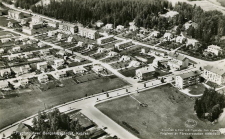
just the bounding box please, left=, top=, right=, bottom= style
left=168, top=52, right=187, bottom=61
left=178, top=70, right=200, bottom=79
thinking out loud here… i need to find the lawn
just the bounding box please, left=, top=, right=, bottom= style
left=188, top=83, right=206, bottom=95
left=96, top=84, right=225, bottom=139
left=0, top=76, right=128, bottom=129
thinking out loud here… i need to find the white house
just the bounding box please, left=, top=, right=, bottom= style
left=129, top=21, right=138, bottom=31
left=47, top=20, right=58, bottom=28
left=0, top=68, right=11, bottom=77
left=136, top=66, right=155, bottom=80
left=1, top=38, right=12, bottom=43
left=53, top=59, right=64, bottom=68
left=119, top=55, right=131, bottom=62
left=38, top=74, right=49, bottom=83
left=73, top=66, right=87, bottom=74
left=58, top=22, right=77, bottom=34
left=175, top=70, right=200, bottom=89
left=87, top=44, right=95, bottom=50
left=205, top=45, right=222, bottom=56
left=47, top=30, right=58, bottom=37
left=77, top=41, right=83, bottom=47
left=67, top=36, right=73, bottom=42
left=108, top=51, right=118, bottom=57
left=105, top=24, right=113, bottom=30
left=176, top=35, right=187, bottom=44
left=0, top=48, right=4, bottom=54
left=203, top=65, right=225, bottom=85
left=11, top=65, right=30, bottom=76
left=150, top=31, right=160, bottom=38
left=186, top=38, right=199, bottom=47
left=37, top=62, right=48, bottom=71
left=128, top=60, right=140, bottom=68
left=116, top=25, right=124, bottom=31
left=92, top=65, right=104, bottom=73
left=31, top=15, right=43, bottom=24
left=96, top=20, right=104, bottom=27
left=12, top=46, right=21, bottom=52
left=163, top=32, right=174, bottom=41
left=38, top=42, right=46, bottom=48
left=57, top=33, right=63, bottom=40
left=168, top=52, right=189, bottom=70
left=97, top=48, right=105, bottom=53
left=53, top=70, right=67, bottom=80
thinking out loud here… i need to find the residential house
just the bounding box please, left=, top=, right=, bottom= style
left=150, top=31, right=160, bottom=38
left=168, top=52, right=189, bottom=70
left=58, top=22, right=78, bottom=34
left=97, top=48, right=105, bottom=53
left=56, top=50, right=66, bottom=57
left=97, top=35, right=114, bottom=45
left=37, top=62, right=48, bottom=71
left=47, top=30, right=58, bottom=37
left=135, top=56, right=148, bottom=63
left=92, top=65, right=104, bottom=73
left=8, top=10, right=24, bottom=20
left=11, top=65, right=30, bottom=76
left=96, top=20, right=104, bottom=27
left=0, top=80, right=8, bottom=89
left=1, top=38, right=11, bottom=43
left=38, top=42, right=46, bottom=48
left=129, top=21, right=138, bottom=31
left=128, top=60, right=140, bottom=68
left=116, top=25, right=124, bottom=31
left=203, top=65, right=225, bottom=85
left=119, top=55, right=131, bottom=62
left=176, top=35, right=187, bottom=44
left=163, top=32, right=174, bottom=41
left=38, top=74, right=49, bottom=83
left=151, top=49, right=167, bottom=56
left=57, top=33, right=63, bottom=40
left=105, top=24, right=113, bottom=30
left=115, top=39, right=133, bottom=50
left=136, top=66, right=155, bottom=80
left=186, top=38, right=199, bottom=47
left=175, top=70, right=200, bottom=89
left=205, top=45, right=222, bottom=56
left=78, top=27, right=97, bottom=40
left=152, top=58, right=169, bottom=68
left=53, top=70, right=67, bottom=80
left=12, top=46, right=21, bottom=52
left=108, top=51, right=118, bottom=57
left=7, top=54, right=19, bottom=61
left=8, top=20, right=18, bottom=28
left=73, top=66, right=87, bottom=74
left=53, top=59, right=64, bottom=68
left=77, top=41, right=83, bottom=47
left=184, top=20, right=198, bottom=30
left=31, top=15, right=43, bottom=24
left=69, top=56, right=85, bottom=62
left=0, top=68, right=11, bottom=77
left=87, top=44, right=95, bottom=50
left=22, top=26, right=36, bottom=35
left=67, top=36, right=73, bottom=42
left=47, top=20, right=58, bottom=28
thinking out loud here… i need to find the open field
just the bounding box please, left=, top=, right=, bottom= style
left=96, top=84, right=225, bottom=139
left=0, top=76, right=128, bottom=129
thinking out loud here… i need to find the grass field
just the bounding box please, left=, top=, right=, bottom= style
left=96, top=84, right=225, bottom=139
left=0, top=76, right=128, bottom=129
left=188, top=83, right=206, bottom=95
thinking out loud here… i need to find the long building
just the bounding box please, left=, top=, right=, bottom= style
left=78, top=27, right=98, bottom=40
left=97, top=35, right=114, bottom=45
left=203, top=65, right=225, bottom=85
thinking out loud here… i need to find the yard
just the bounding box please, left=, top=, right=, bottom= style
left=0, top=76, right=128, bottom=129
left=188, top=83, right=206, bottom=95
left=96, top=84, right=224, bottom=139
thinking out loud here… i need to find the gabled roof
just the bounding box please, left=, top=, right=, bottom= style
left=168, top=52, right=187, bottom=61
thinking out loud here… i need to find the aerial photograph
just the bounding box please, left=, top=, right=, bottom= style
left=0, top=0, right=225, bottom=139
